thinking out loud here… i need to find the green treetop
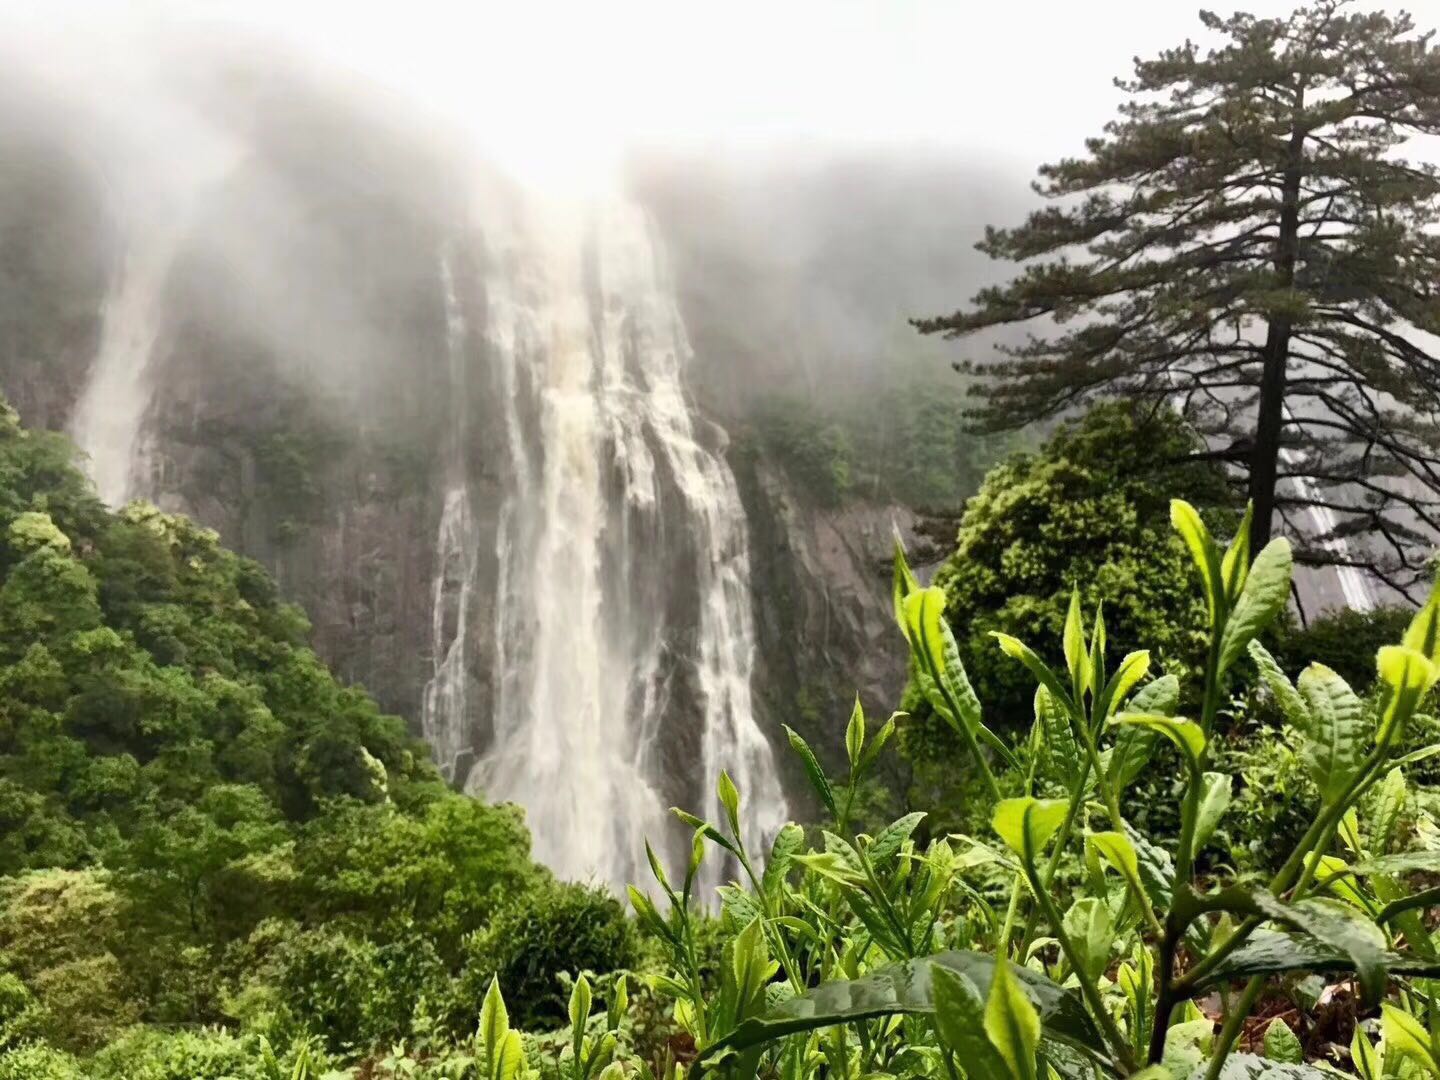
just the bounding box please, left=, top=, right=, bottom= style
left=918, top=1, right=1440, bottom=595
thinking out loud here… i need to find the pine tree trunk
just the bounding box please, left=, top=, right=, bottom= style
left=1249, top=112, right=1307, bottom=556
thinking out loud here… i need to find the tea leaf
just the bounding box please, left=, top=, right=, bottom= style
left=1217, top=537, right=1292, bottom=675
left=933, top=966, right=1007, bottom=1080
left=846, top=696, right=865, bottom=770
left=1060, top=897, right=1114, bottom=985
left=1194, top=772, right=1232, bottom=852
left=985, top=957, right=1040, bottom=1080
left=1262, top=1018, right=1302, bottom=1064
left=992, top=798, right=1069, bottom=862
left=782, top=726, right=838, bottom=820
left=1296, top=662, right=1366, bottom=803
left=1382, top=1004, right=1440, bottom=1076
left=1171, top=499, right=1224, bottom=625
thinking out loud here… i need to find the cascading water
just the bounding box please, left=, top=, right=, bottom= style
left=465, top=196, right=788, bottom=892
left=420, top=250, right=482, bottom=781
left=70, top=236, right=175, bottom=506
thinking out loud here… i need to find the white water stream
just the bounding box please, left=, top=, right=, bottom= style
left=70, top=237, right=176, bottom=506
left=451, top=196, right=787, bottom=891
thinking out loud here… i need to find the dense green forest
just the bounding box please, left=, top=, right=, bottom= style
left=0, top=400, right=634, bottom=1075
left=1, top=389, right=1438, bottom=1079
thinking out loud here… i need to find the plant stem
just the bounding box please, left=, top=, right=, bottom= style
left=1024, top=860, right=1138, bottom=1073
left=1203, top=976, right=1264, bottom=1080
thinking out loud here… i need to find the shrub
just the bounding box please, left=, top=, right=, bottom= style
left=0, top=1042, right=81, bottom=1080
left=625, top=495, right=1440, bottom=1080
left=1275, top=605, right=1414, bottom=693
left=926, top=403, right=1227, bottom=731
left=86, top=1026, right=332, bottom=1080
left=454, top=881, right=638, bottom=1030
left=0, top=869, right=138, bottom=1051
left=247, top=924, right=447, bottom=1053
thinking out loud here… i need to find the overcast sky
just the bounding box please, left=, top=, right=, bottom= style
left=6, top=0, right=1440, bottom=188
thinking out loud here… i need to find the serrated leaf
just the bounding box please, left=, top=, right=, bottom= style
left=719, top=884, right=764, bottom=929
left=493, top=1029, right=523, bottom=1080
left=1296, top=663, right=1366, bottom=804
left=1352, top=1027, right=1382, bottom=1080
left=860, top=712, right=901, bottom=772
left=1036, top=686, right=1082, bottom=784
left=993, top=632, right=1075, bottom=718
left=1248, top=641, right=1310, bottom=730
left=1087, top=831, right=1155, bottom=912
left=893, top=539, right=920, bottom=631
left=1194, top=772, right=1232, bottom=852
left=762, top=823, right=805, bottom=899
left=782, top=726, right=837, bottom=820
left=1217, top=538, right=1292, bottom=675
left=1221, top=503, right=1254, bottom=604
left=992, top=798, right=1069, bottom=862
left=933, top=966, right=1008, bottom=1080
left=1060, top=897, right=1114, bottom=985
left=1367, top=768, right=1406, bottom=854
left=1340, top=850, right=1440, bottom=877
left=1129, top=675, right=1181, bottom=717
left=791, top=852, right=865, bottom=887
left=869, top=812, right=927, bottom=863
left=1171, top=499, right=1224, bottom=626
left=1377, top=646, right=1440, bottom=743
left=1180, top=889, right=1389, bottom=1004
left=846, top=696, right=865, bottom=770
left=570, top=973, right=593, bottom=1040
left=1382, top=1004, right=1440, bottom=1076
left=1164, top=1017, right=1214, bottom=1080
left=672, top=807, right=738, bottom=857
left=698, top=950, right=1101, bottom=1062
left=1191, top=928, right=1440, bottom=985
left=1123, top=824, right=1176, bottom=910
left=1403, top=582, right=1440, bottom=666
left=908, top=587, right=987, bottom=740
left=480, top=976, right=509, bottom=1060
left=1096, top=650, right=1150, bottom=723
left=1111, top=713, right=1205, bottom=772
left=1262, top=1018, right=1302, bottom=1064
left=986, top=957, right=1040, bottom=1080
left=1202, top=1054, right=1333, bottom=1080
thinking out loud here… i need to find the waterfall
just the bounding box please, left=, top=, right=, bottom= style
left=420, top=250, right=482, bottom=780
left=70, top=238, right=174, bottom=506
left=465, top=196, right=788, bottom=892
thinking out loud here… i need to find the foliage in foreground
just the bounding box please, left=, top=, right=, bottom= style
left=630, top=498, right=1440, bottom=1080
left=909, top=403, right=1226, bottom=755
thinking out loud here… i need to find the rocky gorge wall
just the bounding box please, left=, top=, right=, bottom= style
left=0, top=70, right=997, bottom=858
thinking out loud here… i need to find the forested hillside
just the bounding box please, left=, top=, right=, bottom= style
left=0, top=400, right=633, bottom=1075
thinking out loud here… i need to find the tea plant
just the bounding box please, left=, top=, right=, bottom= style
left=633, top=500, right=1440, bottom=1080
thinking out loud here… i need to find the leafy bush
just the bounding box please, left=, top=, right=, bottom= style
left=455, top=881, right=638, bottom=1031
left=921, top=404, right=1229, bottom=737
left=0, top=1041, right=81, bottom=1080
left=1275, top=605, right=1414, bottom=694
left=625, top=495, right=1440, bottom=1080
left=86, top=1027, right=330, bottom=1080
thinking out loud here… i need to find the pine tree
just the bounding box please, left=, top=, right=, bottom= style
left=917, top=1, right=1440, bottom=596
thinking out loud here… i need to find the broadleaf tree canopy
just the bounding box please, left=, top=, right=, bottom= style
left=917, top=0, right=1440, bottom=597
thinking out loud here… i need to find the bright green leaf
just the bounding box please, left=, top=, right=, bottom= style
left=984, top=957, right=1040, bottom=1080
left=992, top=798, right=1069, bottom=862
left=1217, top=538, right=1292, bottom=675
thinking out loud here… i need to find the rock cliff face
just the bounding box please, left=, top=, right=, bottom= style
left=0, top=71, right=980, bottom=868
